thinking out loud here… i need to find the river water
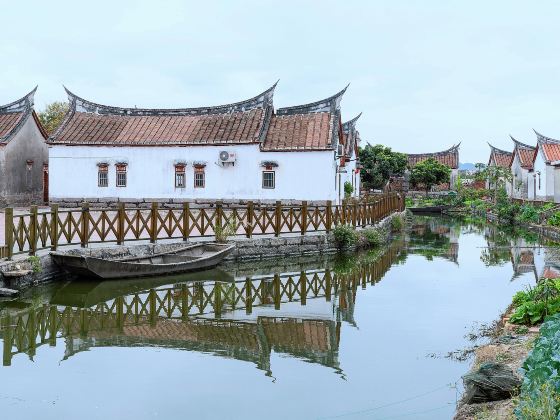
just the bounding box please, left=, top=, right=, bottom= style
left=0, top=215, right=554, bottom=419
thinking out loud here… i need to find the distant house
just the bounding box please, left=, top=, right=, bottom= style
left=510, top=136, right=535, bottom=199
left=486, top=142, right=513, bottom=194
left=47, top=84, right=360, bottom=204
left=0, top=88, right=48, bottom=206
left=533, top=130, right=560, bottom=202
left=406, top=144, right=460, bottom=190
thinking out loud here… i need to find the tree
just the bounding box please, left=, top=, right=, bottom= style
left=359, top=144, right=407, bottom=190
left=38, top=102, right=69, bottom=135
left=409, top=157, right=451, bottom=195
left=484, top=165, right=512, bottom=203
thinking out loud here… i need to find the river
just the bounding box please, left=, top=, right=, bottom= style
left=0, top=215, right=553, bottom=419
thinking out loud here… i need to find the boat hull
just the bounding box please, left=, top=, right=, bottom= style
left=51, top=243, right=234, bottom=280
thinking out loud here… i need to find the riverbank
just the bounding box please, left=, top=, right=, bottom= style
left=454, top=306, right=539, bottom=419
left=0, top=211, right=405, bottom=290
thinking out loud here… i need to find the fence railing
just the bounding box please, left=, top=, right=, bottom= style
left=1, top=193, right=404, bottom=259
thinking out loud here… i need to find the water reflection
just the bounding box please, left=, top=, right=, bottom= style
left=0, top=246, right=401, bottom=376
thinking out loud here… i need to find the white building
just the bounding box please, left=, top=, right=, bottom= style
left=510, top=136, right=535, bottom=199
left=533, top=130, right=560, bottom=202
left=48, top=84, right=361, bottom=204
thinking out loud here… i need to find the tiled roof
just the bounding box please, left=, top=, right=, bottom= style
left=534, top=130, right=560, bottom=164
left=262, top=112, right=333, bottom=151
left=50, top=85, right=276, bottom=146
left=488, top=143, right=513, bottom=168
left=407, top=144, right=460, bottom=169
left=0, top=88, right=38, bottom=143
left=510, top=136, right=535, bottom=170
left=51, top=84, right=350, bottom=152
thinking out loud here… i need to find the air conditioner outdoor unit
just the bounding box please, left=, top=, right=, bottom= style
left=219, top=151, right=236, bottom=165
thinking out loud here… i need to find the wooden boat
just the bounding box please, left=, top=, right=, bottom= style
left=408, top=205, right=451, bottom=214
left=51, top=243, right=235, bottom=280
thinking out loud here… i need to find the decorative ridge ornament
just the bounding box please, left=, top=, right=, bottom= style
left=62, top=81, right=278, bottom=117
left=276, top=84, right=349, bottom=116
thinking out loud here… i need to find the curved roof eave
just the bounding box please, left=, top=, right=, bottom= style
left=342, top=112, right=362, bottom=133
left=0, top=86, right=37, bottom=113
left=407, top=143, right=460, bottom=157
left=276, top=84, right=349, bottom=116
left=533, top=129, right=560, bottom=145
left=487, top=141, right=513, bottom=155
left=510, top=135, right=535, bottom=150
left=63, top=81, right=278, bottom=117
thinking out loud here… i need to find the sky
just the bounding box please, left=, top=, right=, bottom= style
left=2, top=0, right=560, bottom=163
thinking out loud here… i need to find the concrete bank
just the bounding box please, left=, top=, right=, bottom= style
left=0, top=211, right=405, bottom=291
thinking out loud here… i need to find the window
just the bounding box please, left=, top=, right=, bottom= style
left=116, top=164, right=127, bottom=187
left=194, top=167, right=205, bottom=188
left=262, top=171, right=275, bottom=189
left=98, top=164, right=109, bottom=187
left=175, top=165, right=186, bottom=188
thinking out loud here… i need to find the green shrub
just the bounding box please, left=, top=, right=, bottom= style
left=332, top=224, right=358, bottom=249
left=361, top=228, right=383, bottom=247
left=510, top=279, right=560, bottom=325
left=214, top=221, right=237, bottom=243
left=516, top=314, right=560, bottom=418
left=518, top=205, right=540, bottom=224
left=27, top=256, right=42, bottom=273
left=548, top=211, right=560, bottom=227
left=344, top=181, right=354, bottom=198
left=390, top=215, right=403, bottom=232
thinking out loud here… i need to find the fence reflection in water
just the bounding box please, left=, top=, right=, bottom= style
left=0, top=244, right=402, bottom=372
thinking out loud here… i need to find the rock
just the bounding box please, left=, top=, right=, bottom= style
left=0, top=287, right=19, bottom=297
left=462, top=362, right=521, bottom=404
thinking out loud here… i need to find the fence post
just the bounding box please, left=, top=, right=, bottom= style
left=214, top=201, right=224, bottom=231
left=301, top=201, right=308, bottom=235
left=29, top=205, right=38, bottom=256
left=342, top=200, right=347, bottom=224
left=246, top=201, right=254, bottom=238
left=50, top=204, right=59, bottom=251
left=5, top=208, right=13, bottom=260
left=275, top=201, right=281, bottom=237
left=352, top=201, right=357, bottom=227
left=326, top=200, right=332, bottom=232
left=182, top=202, right=190, bottom=241
left=150, top=202, right=158, bottom=243
left=117, top=202, right=125, bottom=245
left=81, top=202, right=89, bottom=248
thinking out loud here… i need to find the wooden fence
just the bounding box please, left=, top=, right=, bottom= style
left=1, top=193, right=404, bottom=259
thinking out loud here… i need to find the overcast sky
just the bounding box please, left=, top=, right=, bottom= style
left=2, top=1, right=560, bottom=162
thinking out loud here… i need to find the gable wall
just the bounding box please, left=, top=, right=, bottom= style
left=1, top=115, right=48, bottom=206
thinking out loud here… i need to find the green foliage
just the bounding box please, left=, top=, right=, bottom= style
left=332, top=224, right=358, bottom=249
left=38, top=101, right=69, bottom=135
left=409, top=157, right=451, bottom=193
left=494, top=187, right=520, bottom=225
left=27, top=256, right=42, bottom=273
left=516, top=314, right=560, bottom=419
left=510, top=279, right=560, bottom=325
left=390, top=214, right=403, bottom=231
left=359, top=144, right=408, bottom=190
left=548, top=211, right=560, bottom=227
left=344, top=181, right=354, bottom=198
left=214, top=221, right=237, bottom=243
left=518, top=205, right=540, bottom=224
left=361, top=228, right=383, bottom=247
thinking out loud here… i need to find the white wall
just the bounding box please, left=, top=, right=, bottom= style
left=533, top=152, right=547, bottom=200
left=511, top=154, right=529, bottom=199
left=49, top=144, right=340, bottom=202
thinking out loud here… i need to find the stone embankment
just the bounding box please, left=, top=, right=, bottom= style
left=0, top=211, right=404, bottom=291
